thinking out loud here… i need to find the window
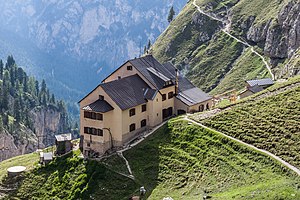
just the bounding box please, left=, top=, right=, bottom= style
left=84, top=111, right=91, bottom=118
left=127, top=65, right=133, bottom=70
left=118, top=76, right=121, bottom=80
left=84, top=127, right=103, bottom=136
left=129, top=123, right=136, bottom=132
left=162, top=94, right=166, bottom=101
left=84, top=111, right=103, bottom=121
left=99, top=95, right=104, bottom=100
left=168, top=92, right=174, bottom=99
left=96, top=113, right=103, bottom=120
left=141, top=104, right=147, bottom=112
left=129, top=108, right=136, bottom=117
left=141, top=119, right=146, bottom=127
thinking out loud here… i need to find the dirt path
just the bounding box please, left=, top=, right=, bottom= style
left=117, top=151, right=134, bottom=179
left=185, top=117, right=300, bottom=176
left=192, top=0, right=275, bottom=80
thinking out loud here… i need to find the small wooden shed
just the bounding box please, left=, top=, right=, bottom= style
left=55, top=133, right=72, bottom=155
left=39, top=152, right=53, bottom=165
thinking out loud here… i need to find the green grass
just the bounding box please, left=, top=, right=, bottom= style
left=152, top=1, right=220, bottom=65
left=2, top=117, right=300, bottom=199
left=0, top=152, right=38, bottom=180
left=123, top=119, right=300, bottom=199
left=210, top=48, right=271, bottom=95
left=187, top=31, right=244, bottom=92
left=193, top=83, right=300, bottom=169
left=2, top=150, right=139, bottom=200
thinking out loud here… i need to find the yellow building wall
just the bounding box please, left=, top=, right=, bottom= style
left=80, top=86, right=123, bottom=154
left=188, top=99, right=213, bottom=113
left=148, top=92, right=163, bottom=127
left=174, top=98, right=189, bottom=114
left=160, top=86, right=175, bottom=114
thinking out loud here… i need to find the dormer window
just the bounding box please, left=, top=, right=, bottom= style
left=127, top=65, right=133, bottom=70
left=99, top=95, right=104, bottom=100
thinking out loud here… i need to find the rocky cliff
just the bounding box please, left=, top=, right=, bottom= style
left=151, top=0, right=300, bottom=94
left=0, top=107, right=68, bottom=162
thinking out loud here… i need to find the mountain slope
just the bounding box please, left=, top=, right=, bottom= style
left=0, top=0, right=186, bottom=102
left=0, top=56, right=72, bottom=162
left=1, top=117, right=299, bottom=199
left=192, top=75, right=300, bottom=169
left=151, top=0, right=300, bottom=94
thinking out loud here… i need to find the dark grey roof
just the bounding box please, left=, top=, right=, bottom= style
left=101, top=74, right=150, bottom=110
left=246, top=78, right=274, bottom=87
left=144, top=88, right=158, bottom=100
left=82, top=99, right=114, bottom=113
left=129, top=55, right=175, bottom=89
left=176, top=87, right=212, bottom=106
left=162, top=62, right=197, bottom=92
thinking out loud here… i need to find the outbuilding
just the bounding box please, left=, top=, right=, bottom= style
left=55, top=133, right=72, bottom=155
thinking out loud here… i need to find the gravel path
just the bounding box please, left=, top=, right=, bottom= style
left=192, top=0, right=275, bottom=80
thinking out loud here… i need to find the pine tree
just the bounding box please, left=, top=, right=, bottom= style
left=0, top=60, right=3, bottom=79
left=0, top=116, right=3, bottom=131
left=14, top=98, right=21, bottom=122
left=35, top=80, right=39, bottom=96
left=147, top=39, right=151, bottom=50
left=168, top=6, right=175, bottom=23
left=41, top=79, right=47, bottom=93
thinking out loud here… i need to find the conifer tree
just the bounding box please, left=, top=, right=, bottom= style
left=0, top=60, right=3, bottom=79
left=147, top=39, right=151, bottom=50
left=168, top=6, right=175, bottom=23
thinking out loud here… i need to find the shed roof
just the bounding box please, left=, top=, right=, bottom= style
left=101, top=74, right=151, bottom=110
left=82, top=99, right=114, bottom=113
left=246, top=78, right=274, bottom=87
left=55, top=133, right=72, bottom=142
left=43, top=152, right=53, bottom=161
left=176, top=87, right=212, bottom=106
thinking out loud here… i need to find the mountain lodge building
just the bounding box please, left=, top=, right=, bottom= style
left=79, top=55, right=212, bottom=156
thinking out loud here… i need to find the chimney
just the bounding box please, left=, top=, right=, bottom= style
left=175, top=68, right=179, bottom=95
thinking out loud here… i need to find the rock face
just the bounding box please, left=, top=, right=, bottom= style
left=0, top=107, right=66, bottom=162
left=247, top=1, right=300, bottom=62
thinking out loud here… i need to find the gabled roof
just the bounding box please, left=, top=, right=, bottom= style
left=177, top=87, right=212, bottom=106
left=129, top=55, right=175, bottom=89
left=55, top=133, right=72, bottom=142
left=144, top=88, right=158, bottom=100
left=101, top=74, right=150, bottom=110
left=246, top=78, right=274, bottom=87
left=82, top=99, right=114, bottom=113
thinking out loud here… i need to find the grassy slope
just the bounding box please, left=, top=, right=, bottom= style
left=2, top=151, right=138, bottom=200
left=152, top=0, right=292, bottom=95
left=124, top=119, right=300, bottom=199
left=152, top=2, right=220, bottom=65
left=187, top=31, right=243, bottom=92
left=210, top=48, right=271, bottom=94
left=193, top=76, right=300, bottom=169
left=2, top=117, right=300, bottom=199
left=0, top=153, right=38, bottom=180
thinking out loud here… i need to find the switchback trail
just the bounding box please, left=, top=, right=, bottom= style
left=192, top=0, right=275, bottom=80
left=185, top=117, right=300, bottom=176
